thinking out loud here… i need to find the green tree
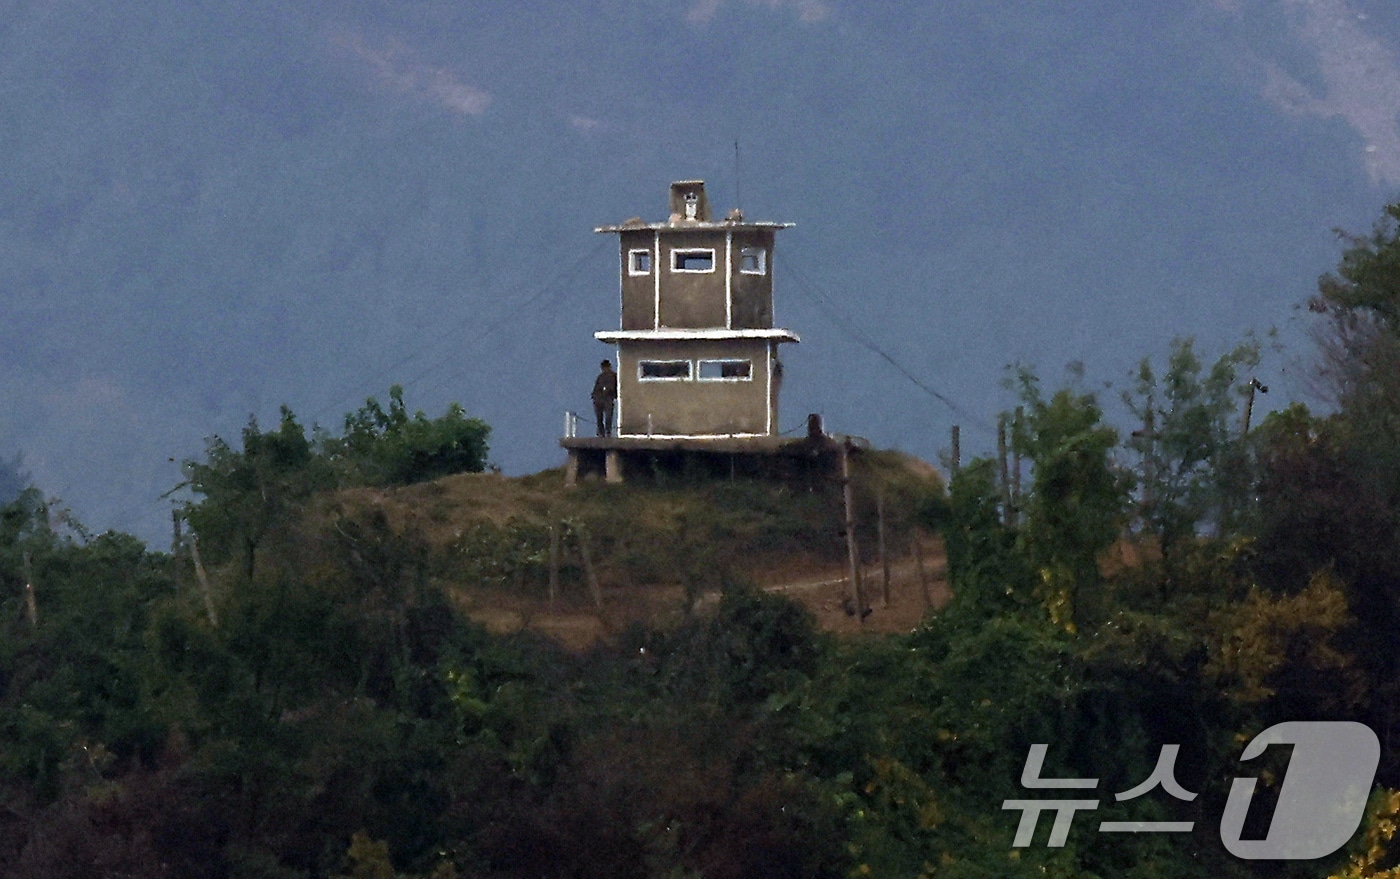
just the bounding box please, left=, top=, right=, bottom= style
left=1313, top=201, right=1400, bottom=504
left=181, top=406, right=329, bottom=581
left=0, top=487, right=53, bottom=612
left=0, top=452, right=28, bottom=503
left=1317, top=201, right=1400, bottom=327
left=941, top=458, right=1033, bottom=618
left=329, top=385, right=490, bottom=486
left=1299, top=201, right=1400, bottom=783
left=1123, top=337, right=1260, bottom=550
left=1011, top=369, right=1130, bottom=630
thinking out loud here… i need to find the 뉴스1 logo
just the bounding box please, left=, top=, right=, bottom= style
left=1002, top=721, right=1380, bottom=860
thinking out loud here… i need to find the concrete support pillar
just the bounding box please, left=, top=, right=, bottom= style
left=605, top=449, right=623, bottom=484
left=565, top=450, right=579, bottom=487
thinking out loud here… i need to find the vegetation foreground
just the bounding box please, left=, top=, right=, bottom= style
left=5, top=204, right=1400, bottom=877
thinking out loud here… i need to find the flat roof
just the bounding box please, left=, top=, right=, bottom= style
left=594, top=221, right=793, bottom=234
left=595, top=328, right=800, bottom=343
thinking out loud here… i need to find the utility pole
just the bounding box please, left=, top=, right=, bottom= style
left=189, top=535, right=219, bottom=628
left=1011, top=406, right=1023, bottom=527
left=840, top=440, right=866, bottom=623
left=997, top=414, right=1012, bottom=526
left=170, top=510, right=183, bottom=598
left=950, top=425, right=961, bottom=477
left=1241, top=378, right=1268, bottom=437
left=1132, top=407, right=1159, bottom=529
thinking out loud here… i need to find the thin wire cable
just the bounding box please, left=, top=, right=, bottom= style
left=404, top=264, right=584, bottom=403
left=775, top=248, right=995, bottom=435
left=394, top=238, right=608, bottom=399
left=309, top=237, right=609, bottom=422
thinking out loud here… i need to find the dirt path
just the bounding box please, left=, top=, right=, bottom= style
left=458, top=540, right=952, bottom=647
left=755, top=543, right=950, bottom=635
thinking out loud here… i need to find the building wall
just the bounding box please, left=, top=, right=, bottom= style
left=730, top=228, right=775, bottom=329
left=657, top=230, right=728, bottom=328
left=617, top=338, right=773, bottom=436
left=617, top=227, right=778, bottom=331
left=619, top=229, right=655, bottom=331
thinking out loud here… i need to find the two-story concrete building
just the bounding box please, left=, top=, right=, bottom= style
left=562, top=181, right=828, bottom=484
left=598, top=180, right=797, bottom=438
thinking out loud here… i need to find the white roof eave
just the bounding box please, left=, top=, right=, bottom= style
left=595, top=328, right=800, bottom=343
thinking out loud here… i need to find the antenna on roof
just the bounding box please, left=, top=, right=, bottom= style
left=734, top=138, right=743, bottom=212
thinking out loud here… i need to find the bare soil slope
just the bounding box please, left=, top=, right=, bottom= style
left=318, top=450, right=949, bottom=647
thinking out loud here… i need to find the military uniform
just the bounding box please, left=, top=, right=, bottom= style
left=591, top=364, right=617, bottom=436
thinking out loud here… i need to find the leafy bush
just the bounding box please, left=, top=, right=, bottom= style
left=329, top=385, right=490, bottom=486
left=180, top=390, right=489, bottom=577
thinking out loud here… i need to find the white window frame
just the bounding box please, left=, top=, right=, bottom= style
left=638, top=359, right=692, bottom=381
left=697, top=359, right=754, bottom=382
left=627, top=249, right=652, bottom=275
left=671, top=248, right=716, bottom=273
left=738, top=246, right=766, bottom=275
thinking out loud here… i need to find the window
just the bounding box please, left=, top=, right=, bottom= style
left=628, top=249, right=652, bottom=275
left=739, top=246, right=766, bottom=275
left=697, top=359, right=753, bottom=381
left=639, top=360, right=692, bottom=380
left=671, top=248, right=715, bottom=272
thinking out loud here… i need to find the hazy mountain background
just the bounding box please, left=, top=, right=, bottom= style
left=1, top=0, right=1397, bottom=543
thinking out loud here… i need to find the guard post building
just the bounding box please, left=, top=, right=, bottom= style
left=562, top=180, right=834, bottom=484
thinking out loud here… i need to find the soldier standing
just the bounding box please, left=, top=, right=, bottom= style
left=591, top=360, right=617, bottom=436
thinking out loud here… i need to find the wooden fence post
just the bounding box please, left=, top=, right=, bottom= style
left=912, top=533, right=931, bottom=608
left=573, top=524, right=604, bottom=611
left=877, top=490, right=890, bottom=608
left=841, top=441, right=866, bottom=622
left=547, top=520, right=560, bottom=606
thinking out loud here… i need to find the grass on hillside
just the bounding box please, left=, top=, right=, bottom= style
left=316, top=450, right=945, bottom=614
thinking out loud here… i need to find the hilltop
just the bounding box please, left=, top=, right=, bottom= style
left=5, top=202, right=1400, bottom=878
left=316, top=449, right=948, bottom=648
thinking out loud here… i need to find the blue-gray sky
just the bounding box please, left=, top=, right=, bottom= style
left=1, top=0, right=1397, bottom=543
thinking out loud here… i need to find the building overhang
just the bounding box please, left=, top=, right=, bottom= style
left=594, top=221, right=794, bottom=234
left=595, top=328, right=800, bottom=343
